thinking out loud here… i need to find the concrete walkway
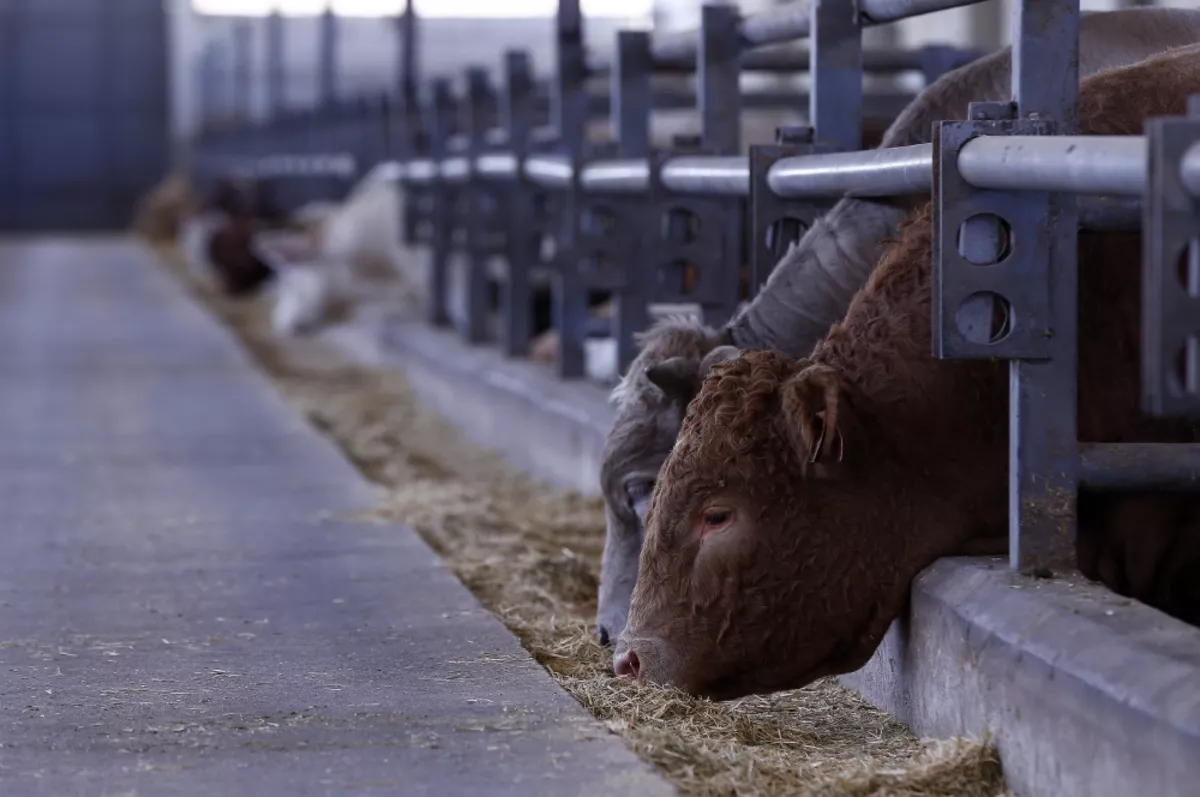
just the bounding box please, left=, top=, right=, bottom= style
left=0, top=239, right=673, bottom=797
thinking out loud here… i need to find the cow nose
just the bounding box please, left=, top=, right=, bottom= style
left=597, top=625, right=611, bottom=647
left=613, top=648, right=641, bottom=681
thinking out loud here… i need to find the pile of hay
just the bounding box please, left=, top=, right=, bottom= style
left=131, top=172, right=194, bottom=244
left=154, top=244, right=1010, bottom=797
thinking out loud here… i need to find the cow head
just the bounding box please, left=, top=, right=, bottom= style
left=612, top=349, right=954, bottom=699
left=596, top=317, right=739, bottom=647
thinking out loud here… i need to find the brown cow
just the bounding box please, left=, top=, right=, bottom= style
left=612, top=44, right=1200, bottom=700
left=196, top=177, right=292, bottom=298
left=594, top=6, right=1200, bottom=649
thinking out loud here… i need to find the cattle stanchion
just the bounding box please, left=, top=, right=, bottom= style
left=608, top=30, right=652, bottom=373
left=497, top=51, right=538, bottom=358
left=748, top=126, right=830, bottom=296
left=1143, top=96, right=1200, bottom=419
left=932, top=0, right=1082, bottom=576
left=426, top=79, right=457, bottom=327
left=551, top=0, right=589, bottom=379
left=462, top=67, right=501, bottom=344
left=642, top=5, right=745, bottom=334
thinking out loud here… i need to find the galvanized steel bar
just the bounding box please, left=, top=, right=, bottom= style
left=231, top=21, right=253, bottom=124
left=462, top=67, right=496, bottom=343
left=426, top=78, right=456, bottom=327
left=593, top=44, right=981, bottom=76
left=525, top=154, right=573, bottom=187
left=610, top=29, right=654, bottom=375
left=1178, top=141, right=1200, bottom=197
left=439, top=156, right=470, bottom=182
left=552, top=0, right=589, bottom=379
left=958, top=135, right=1144, bottom=196
left=650, top=0, right=986, bottom=62
left=1006, top=0, right=1081, bottom=576
left=265, top=11, right=285, bottom=118
left=699, top=4, right=742, bottom=156
left=613, top=31, right=651, bottom=156
left=500, top=49, right=538, bottom=358
left=769, top=143, right=932, bottom=197
left=476, top=153, right=519, bottom=178
left=579, top=159, right=650, bottom=193
left=661, top=156, right=749, bottom=195
left=810, top=0, right=863, bottom=153
left=399, top=0, right=419, bottom=104
left=1143, top=105, right=1200, bottom=417
left=1079, top=443, right=1200, bottom=490
left=318, top=8, right=338, bottom=107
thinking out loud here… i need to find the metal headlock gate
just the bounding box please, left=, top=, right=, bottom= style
left=0, top=0, right=170, bottom=232
left=193, top=0, right=1200, bottom=580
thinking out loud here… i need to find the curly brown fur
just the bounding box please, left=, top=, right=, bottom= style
left=617, top=45, right=1200, bottom=700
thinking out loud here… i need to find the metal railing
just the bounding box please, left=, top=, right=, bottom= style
left=191, top=0, right=1200, bottom=581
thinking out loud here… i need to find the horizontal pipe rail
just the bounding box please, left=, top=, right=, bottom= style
left=476, top=153, right=519, bottom=179
left=579, top=159, right=649, bottom=192
left=524, top=154, right=573, bottom=187
left=769, top=143, right=933, bottom=197
left=661, top=156, right=750, bottom=195
left=1179, top=141, right=1200, bottom=198
left=589, top=44, right=982, bottom=76
left=439, top=156, right=471, bottom=181
left=957, top=135, right=1147, bottom=196
left=651, top=0, right=987, bottom=62
left=1079, top=443, right=1200, bottom=490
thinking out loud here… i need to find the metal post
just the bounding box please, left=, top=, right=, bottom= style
left=552, top=0, right=589, bottom=378
left=749, top=125, right=830, bottom=296
left=318, top=7, right=337, bottom=109
left=266, top=10, right=285, bottom=119
left=1008, top=0, right=1080, bottom=575
left=501, top=50, right=537, bottom=358
left=462, top=67, right=496, bottom=344
left=642, top=3, right=744, bottom=329
left=933, top=0, right=1081, bottom=577
left=810, top=0, right=863, bottom=152
left=399, top=0, right=418, bottom=104
left=611, top=30, right=653, bottom=374
left=197, top=42, right=225, bottom=134
left=1142, top=96, right=1200, bottom=418
left=231, top=21, right=253, bottom=125
left=427, top=79, right=456, bottom=327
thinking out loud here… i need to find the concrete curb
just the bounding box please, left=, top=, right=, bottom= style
left=325, top=311, right=614, bottom=497
left=336, top=310, right=1200, bottom=797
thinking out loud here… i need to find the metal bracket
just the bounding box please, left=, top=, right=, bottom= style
left=647, top=141, right=744, bottom=326
left=748, top=125, right=833, bottom=297
left=934, top=104, right=1081, bottom=577
left=934, top=116, right=1063, bottom=361
left=1142, top=105, right=1200, bottom=418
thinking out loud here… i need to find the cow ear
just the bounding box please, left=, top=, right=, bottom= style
left=699, top=344, right=740, bottom=374
left=644, top=356, right=700, bottom=408
left=779, top=363, right=851, bottom=477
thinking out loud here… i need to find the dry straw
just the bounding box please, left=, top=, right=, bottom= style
left=156, top=244, right=1009, bottom=797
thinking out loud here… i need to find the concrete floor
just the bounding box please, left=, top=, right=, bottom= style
left=0, top=238, right=673, bottom=797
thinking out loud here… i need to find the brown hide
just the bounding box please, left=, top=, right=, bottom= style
left=615, top=45, right=1200, bottom=700
left=206, top=217, right=276, bottom=298
left=200, top=177, right=291, bottom=298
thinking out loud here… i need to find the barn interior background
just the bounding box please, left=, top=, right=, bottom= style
left=1, top=0, right=1198, bottom=795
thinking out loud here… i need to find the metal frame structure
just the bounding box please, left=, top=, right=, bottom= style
left=191, top=0, right=1200, bottom=581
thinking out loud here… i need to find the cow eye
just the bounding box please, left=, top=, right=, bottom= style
left=702, top=507, right=733, bottom=529
left=624, top=478, right=654, bottom=506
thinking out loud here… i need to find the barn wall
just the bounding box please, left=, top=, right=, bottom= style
left=0, top=0, right=170, bottom=232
